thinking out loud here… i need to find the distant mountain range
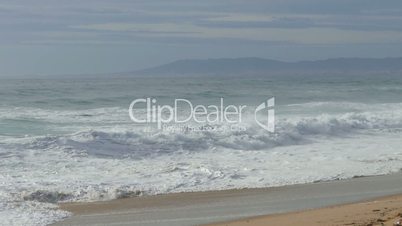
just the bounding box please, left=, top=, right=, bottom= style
left=128, top=57, right=402, bottom=76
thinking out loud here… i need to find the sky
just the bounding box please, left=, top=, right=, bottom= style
left=1, top=0, right=402, bottom=76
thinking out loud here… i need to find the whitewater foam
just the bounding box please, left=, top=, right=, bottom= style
left=1, top=76, right=402, bottom=226
left=1, top=107, right=402, bottom=225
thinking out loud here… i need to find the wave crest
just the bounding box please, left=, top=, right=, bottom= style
left=25, top=110, right=402, bottom=158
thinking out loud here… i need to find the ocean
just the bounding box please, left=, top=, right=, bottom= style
left=1, top=74, right=402, bottom=225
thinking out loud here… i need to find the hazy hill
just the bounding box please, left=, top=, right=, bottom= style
left=131, top=57, right=402, bottom=76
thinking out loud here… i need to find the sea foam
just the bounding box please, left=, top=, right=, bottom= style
left=1, top=106, right=402, bottom=225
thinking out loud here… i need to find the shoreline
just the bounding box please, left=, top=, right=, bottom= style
left=52, top=173, right=402, bottom=226
left=206, top=194, right=402, bottom=226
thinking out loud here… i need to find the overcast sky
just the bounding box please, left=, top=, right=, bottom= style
left=1, top=0, right=402, bottom=76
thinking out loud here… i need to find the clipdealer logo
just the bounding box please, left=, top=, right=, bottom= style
left=128, top=97, right=275, bottom=132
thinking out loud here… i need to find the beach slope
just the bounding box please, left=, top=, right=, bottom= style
left=53, top=173, right=402, bottom=226
left=207, top=194, right=402, bottom=226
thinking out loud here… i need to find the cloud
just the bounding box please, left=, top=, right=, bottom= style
left=69, top=21, right=402, bottom=45
left=2, top=0, right=402, bottom=76
left=1, top=0, right=402, bottom=46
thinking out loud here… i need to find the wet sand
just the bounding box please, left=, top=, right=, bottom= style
left=52, top=173, right=402, bottom=226
left=207, top=194, right=402, bottom=226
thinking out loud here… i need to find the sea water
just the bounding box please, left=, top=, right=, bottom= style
left=1, top=74, right=402, bottom=225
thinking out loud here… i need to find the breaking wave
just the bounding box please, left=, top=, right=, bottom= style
left=24, top=110, right=402, bottom=158
left=2, top=103, right=402, bottom=226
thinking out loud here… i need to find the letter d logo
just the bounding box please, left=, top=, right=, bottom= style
left=254, top=97, right=275, bottom=132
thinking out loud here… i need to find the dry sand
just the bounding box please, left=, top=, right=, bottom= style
left=206, top=194, right=402, bottom=226
left=53, top=173, right=402, bottom=226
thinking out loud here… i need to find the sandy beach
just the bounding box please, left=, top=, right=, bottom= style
left=52, top=173, right=402, bottom=226
left=207, top=194, right=402, bottom=226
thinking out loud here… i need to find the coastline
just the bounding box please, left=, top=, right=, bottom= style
left=52, top=173, right=402, bottom=226
left=206, top=194, right=402, bottom=226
